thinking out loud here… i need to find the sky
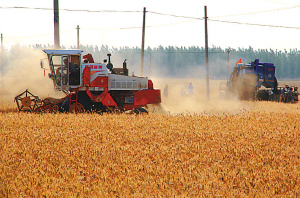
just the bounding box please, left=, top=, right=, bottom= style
left=0, top=0, right=300, bottom=51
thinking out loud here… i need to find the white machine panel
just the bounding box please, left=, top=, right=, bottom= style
left=108, top=74, right=148, bottom=90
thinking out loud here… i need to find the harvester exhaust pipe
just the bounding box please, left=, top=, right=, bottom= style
left=107, top=53, right=111, bottom=63
left=123, top=59, right=128, bottom=76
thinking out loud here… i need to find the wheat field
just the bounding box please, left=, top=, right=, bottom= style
left=1, top=101, right=300, bottom=197
left=1, top=79, right=300, bottom=197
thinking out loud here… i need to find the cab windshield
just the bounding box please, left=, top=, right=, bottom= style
left=50, top=55, right=80, bottom=86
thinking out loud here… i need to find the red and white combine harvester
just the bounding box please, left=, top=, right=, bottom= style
left=15, top=49, right=161, bottom=113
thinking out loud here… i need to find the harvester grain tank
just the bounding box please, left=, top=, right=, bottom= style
left=15, top=49, right=161, bottom=113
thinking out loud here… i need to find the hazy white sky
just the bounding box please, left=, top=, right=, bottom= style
left=0, top=0, right=300, bottom=50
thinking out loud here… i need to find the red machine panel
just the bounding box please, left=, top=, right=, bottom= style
left=90, top=76, right=108, bottom=87
left=83, top=67, right=91, bottom=86
left=148, top=79, right=154, bottom=89
left=134, top=89, right=161, bottom=106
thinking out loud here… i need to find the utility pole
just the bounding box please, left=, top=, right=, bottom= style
left=141, top=7, right=146, bottom=76
left=1, top=33, right=3, bottom=88
left=227, top=49, right=230, bottom=83
left=54, top=0, right=60, bottom=49
left=204, top=6, right=210, bottom=101
left=149, top=52, right=152, bottom=78
left=77, top=25, right=80, bottom=49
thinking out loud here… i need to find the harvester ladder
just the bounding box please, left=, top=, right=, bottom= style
left=69, top=89, right=79, bottom=112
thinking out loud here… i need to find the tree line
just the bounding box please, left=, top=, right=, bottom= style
left=73, top=45, right=300, bottom=79
left=4, top=44, right=300, bottom=79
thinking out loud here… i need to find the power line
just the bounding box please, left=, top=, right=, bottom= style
left=209, top=19, right=300, bottom=29
left=1, top=5, right=300, bottom=21
left=81, top=20, right=197, bottom=31
left=81, top=27, right=140, bottom=31
left=0, top=6, right=141, bottom=13
left=147, top=11, right=203, bottom=20
left=265, top=0, right=298, bottom=7
left=210, top=5, right=300, bottom=18
left=0, top=6, right=52, bottom=11
left=5, top=19, right=197, bottom=39
left=148, top=20, right=198, bottom=27
left=5, top=18, right=300, bottom=40
left=0, top=6, right=201, bottom=20
left=2, top=5, right=300, bottom=41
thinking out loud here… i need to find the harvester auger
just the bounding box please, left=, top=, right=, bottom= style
left=15, top=49, right=161, bottom=113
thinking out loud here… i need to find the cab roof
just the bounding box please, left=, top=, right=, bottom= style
left=43, top=49, right=82, bottom=55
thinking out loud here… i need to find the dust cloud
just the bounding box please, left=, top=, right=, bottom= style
left=149, top=78, right=258, bottom=115
left=0, top=46, right=65, bottom=104
left=144, top=56, right=262, bottom=115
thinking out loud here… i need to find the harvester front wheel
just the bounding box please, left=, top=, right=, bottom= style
left=130, top=108, right=148, bottom=115
left=43, top=98, right=51, bottom=105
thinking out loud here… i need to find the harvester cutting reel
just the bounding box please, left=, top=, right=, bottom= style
left=15, top=89, right=60, bottom=113
left=15, top=89, right=41, bottom=112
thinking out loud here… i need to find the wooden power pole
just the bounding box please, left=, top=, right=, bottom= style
left=54, top=0, right=60, bottom=49
left=204, top=6, right=210, bottom=101
left=141, top=7, right=146, bottom=76
left=227, top=49, right=230, bottom=83
left=1, top=33, right=3, bottom=88
left=77, top=25, right=80, bottom=49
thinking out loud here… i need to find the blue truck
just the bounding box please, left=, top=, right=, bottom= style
left=225, top=59, right=298, bottom=102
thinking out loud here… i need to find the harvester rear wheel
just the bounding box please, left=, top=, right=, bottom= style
left=52, top=105, right=59, bottom=113
left=130, top=107, right=148, bottom=115
left=69, top=103, right=85, bottom=113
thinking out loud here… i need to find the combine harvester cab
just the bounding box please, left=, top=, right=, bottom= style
left=16, top=49, right=161, bottom=113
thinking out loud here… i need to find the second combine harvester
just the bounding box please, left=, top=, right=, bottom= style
left=223, top=59, right=298, bottom=102
left=15, top=49, right=161, bottom=113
